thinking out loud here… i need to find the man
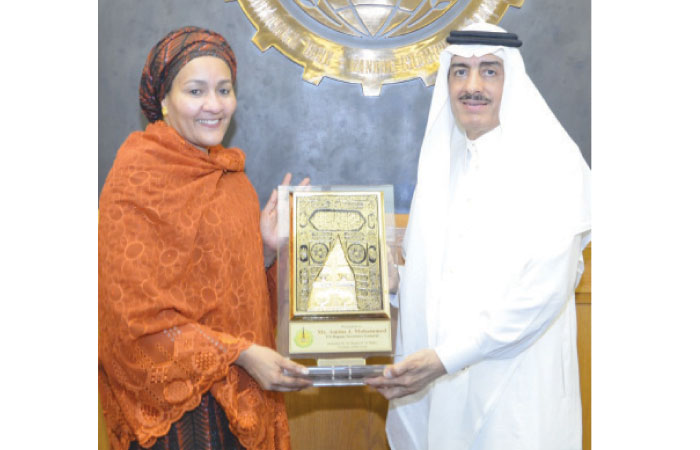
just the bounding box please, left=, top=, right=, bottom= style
left=366, top=22, right=591, bottom=450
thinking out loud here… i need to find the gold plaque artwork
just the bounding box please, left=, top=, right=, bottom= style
left=307, top=236, right=358, bottom=312
left=279, top=188, right=394, bottom=360
left=291, top=191, right=389, bottom=319
left=226, top=0, right=523, bottom=95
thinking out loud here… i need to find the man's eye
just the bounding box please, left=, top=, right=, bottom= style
left=189, top=89, right=202, bottom=95
left=484, top=69, right=497, bottom=77
left=454, top=69, right=467, bottom=77
left=219, top=88, right=231, bottom=95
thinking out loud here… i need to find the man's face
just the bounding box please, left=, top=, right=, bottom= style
left=448, top=54, right=504, bottom=140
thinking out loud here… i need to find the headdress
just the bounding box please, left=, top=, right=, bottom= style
left=446, top=29, right=522, bottom=47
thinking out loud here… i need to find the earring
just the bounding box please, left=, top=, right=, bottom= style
left=161, top=105, right=168, bottom=117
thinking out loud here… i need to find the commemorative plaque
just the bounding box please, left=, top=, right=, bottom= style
left=276, top=186, right=397, bottom=386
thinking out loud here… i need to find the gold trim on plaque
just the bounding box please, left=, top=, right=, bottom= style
left=290, top=191, right=390, bottom=319
left=226, top=0, right=523, bottom=95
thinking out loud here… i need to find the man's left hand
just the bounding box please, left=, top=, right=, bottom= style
left=365, top=349, right=447, bottom=400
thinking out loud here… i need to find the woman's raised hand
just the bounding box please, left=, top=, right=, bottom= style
left=260, top=173, right=310, bottom=265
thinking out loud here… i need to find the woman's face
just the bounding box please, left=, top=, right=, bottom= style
left=161, top=56, right=236, bottom=151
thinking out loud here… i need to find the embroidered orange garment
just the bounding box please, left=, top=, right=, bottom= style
left=98, top=121, right=289, bottom=450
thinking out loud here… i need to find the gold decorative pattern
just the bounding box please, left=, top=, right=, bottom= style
left=290, top=191, right=389, bottom=318
left=227, top=0, right=523, bottom=95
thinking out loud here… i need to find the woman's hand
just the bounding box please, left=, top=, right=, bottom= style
left=260, top=173, right=310, bottom=266
left=235, top=344, right=313, bottom=391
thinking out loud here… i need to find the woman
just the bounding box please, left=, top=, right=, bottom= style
left=98, top=26, right=311, bottom=450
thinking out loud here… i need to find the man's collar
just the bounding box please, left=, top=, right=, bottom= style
left=466, top=125, right=502, bottom=147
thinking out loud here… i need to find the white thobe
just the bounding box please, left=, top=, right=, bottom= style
left=389, top=127, right=588, bottom=450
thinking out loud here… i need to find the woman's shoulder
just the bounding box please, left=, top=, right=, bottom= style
left=112, top=123, right=175, bottom=166
left=120, top=122, right=164, bottom=149
left=101, top=125, right=170, bottom=196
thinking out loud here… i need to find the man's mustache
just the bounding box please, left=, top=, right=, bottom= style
left=458, top=92, right=491, bottom=103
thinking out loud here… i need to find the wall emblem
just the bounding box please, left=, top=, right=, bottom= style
left=228, top=0, right=523, bottom=95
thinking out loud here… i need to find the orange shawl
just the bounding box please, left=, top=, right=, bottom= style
left=98, top=122, right=289, bottom=450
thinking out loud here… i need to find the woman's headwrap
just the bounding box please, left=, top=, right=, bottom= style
left=139, top=26, right=238, bottom=123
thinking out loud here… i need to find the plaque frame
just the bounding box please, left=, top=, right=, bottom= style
left=275, top=185, right=400, bottom=385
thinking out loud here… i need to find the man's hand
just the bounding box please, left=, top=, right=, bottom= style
left=260, top=173, right=310, bottom=265
left=235, top=344, right=313, bottom=391
left=365, top=349, right=447, bottom=400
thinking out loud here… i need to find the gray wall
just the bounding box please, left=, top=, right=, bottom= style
left=98, top=0, right=590, bottom=213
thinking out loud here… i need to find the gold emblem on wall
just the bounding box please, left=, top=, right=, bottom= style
left=226, top=0, right=523, bottom=95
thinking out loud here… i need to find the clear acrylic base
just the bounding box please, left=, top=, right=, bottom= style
left=286, top=364, right=386, bottom=387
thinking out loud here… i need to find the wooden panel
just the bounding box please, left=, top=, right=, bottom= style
left=576, top=301, right=591, bottom=450
left=285, top=386, right=389, bottom=450
left=576, top=243, right=591, bottom=302
left=576, top=242, right=591, bottom=450
left=393, top=213, right=409, bottom=228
